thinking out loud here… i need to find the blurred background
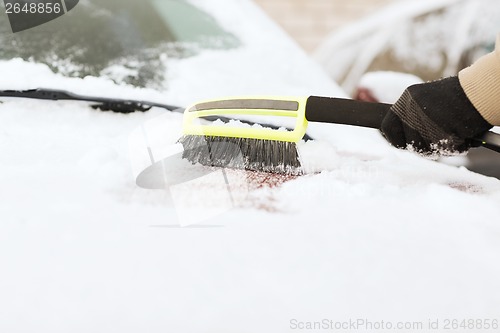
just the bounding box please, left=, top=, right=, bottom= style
left=253, top=0, right=397, bottom=53
left=254, top=0, right=499, bottom=96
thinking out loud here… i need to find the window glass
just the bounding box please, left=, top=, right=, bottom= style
left=0, top=0, right=240, bottom=87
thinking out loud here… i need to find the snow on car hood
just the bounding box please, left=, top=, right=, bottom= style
left=1, top=0, right=500, bottom=332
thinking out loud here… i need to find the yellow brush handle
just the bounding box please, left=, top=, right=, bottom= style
left=182, top=96, right=309, bottom=142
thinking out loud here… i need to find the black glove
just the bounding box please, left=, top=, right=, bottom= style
left=380, top=76, right=492, bottom=155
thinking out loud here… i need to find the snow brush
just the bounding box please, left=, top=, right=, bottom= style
left=178, top=96, right=500, bottom=175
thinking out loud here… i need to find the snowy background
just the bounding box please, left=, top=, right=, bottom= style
left=1, top=0, right=500, bottom=332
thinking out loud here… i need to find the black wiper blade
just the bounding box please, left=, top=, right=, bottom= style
left=0, top=88, right=182, bottom=113
left=91, top=101, right=154, bottom=113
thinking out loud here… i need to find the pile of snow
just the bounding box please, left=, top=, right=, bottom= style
left=2, top=56, right=500, bottom=333
left=1, top=1, right=500, bottom=332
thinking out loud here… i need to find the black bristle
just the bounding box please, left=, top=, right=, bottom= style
left=177, top=135, right=303, bottom=175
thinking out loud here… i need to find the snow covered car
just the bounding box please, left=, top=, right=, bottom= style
left=1, top=1, right=500, bottom=333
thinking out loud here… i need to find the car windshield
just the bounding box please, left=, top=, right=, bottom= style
left=0, top=0, right=240, bottom=88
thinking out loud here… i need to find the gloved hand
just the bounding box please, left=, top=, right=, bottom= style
left=380, top=76, right=492, bottom=155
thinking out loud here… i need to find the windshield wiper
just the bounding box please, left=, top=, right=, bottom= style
left=0, top=88, right=182, bottom=113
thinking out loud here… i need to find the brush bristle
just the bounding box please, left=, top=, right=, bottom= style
left=178, top=135, right=303, bottom=175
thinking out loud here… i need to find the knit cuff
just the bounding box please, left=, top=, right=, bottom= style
left=458, top=35, right=500, bottom=126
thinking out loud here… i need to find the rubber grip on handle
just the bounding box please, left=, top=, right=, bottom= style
left=305, top=96, right=390, bottom=129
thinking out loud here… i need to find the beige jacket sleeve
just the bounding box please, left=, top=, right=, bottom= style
left=459, top=35, right=500, bottom=126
